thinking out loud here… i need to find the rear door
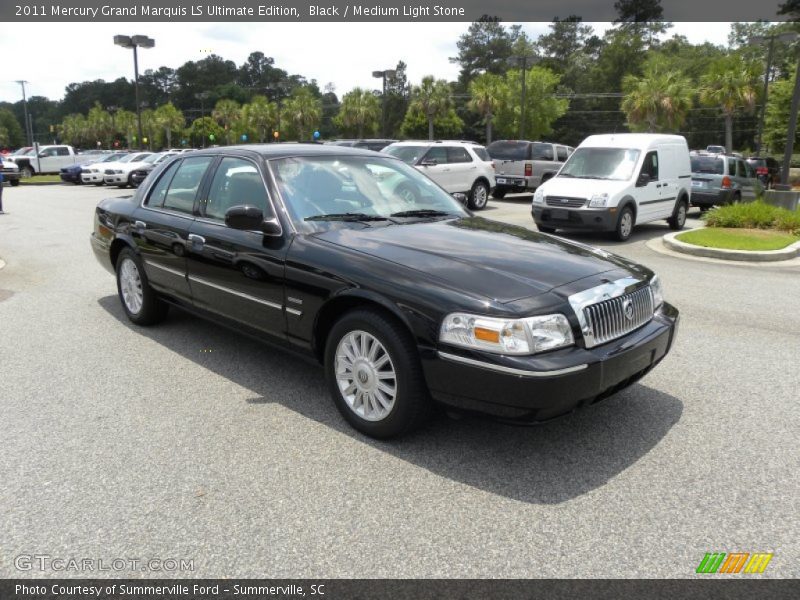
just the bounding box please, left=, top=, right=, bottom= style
left=530, top=143, right=556, bottom=186
left=131, top=155, right=215, bottom=303
left=737, top=159, right=759, bottom=200
left=185, top=155, right=289, bottom=337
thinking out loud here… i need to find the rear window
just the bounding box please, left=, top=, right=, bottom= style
left=472, top=147, right=491, bottom=161
left=691, top=155, right=724, bottom=175
left=746, top=158, right=766, bottom=167
left=486, top=141, right=528, bottom=161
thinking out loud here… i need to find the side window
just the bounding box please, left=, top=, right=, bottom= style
left=471, top=147, right=491, bottom=161
left=205, top=157, right=269, bottom=222
left=57, top=147, right=70, bottom=156
left=162, top=156, right=214, bottom=215
left=556, top=146, right=568, bottom=161
left=446, top=147, right=472, bottom=163
left=736, top=160, right=747, bottom=177
left=744, top=162, right=755, bottom=178
left=641, top=151, right=659, bottom=181
left=41, top=148, right=57, bottom=157
left=145, top=160, right=180, bottom=208
left=423, top=147, right=448, bottom=164
left=531, top=143, right=554, bottom=161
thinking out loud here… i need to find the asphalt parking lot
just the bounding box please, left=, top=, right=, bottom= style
left=1, top=184, right=798, bottom=578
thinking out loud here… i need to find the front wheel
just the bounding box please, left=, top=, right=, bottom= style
left=468, top=180, right=489, bottom=210
left=9, top=178, right=20, bottom=187
left=20, top=165, right=34, bottom=179
left=325, top=309, right=430, bottom=438
left=613, top=206, right=635, bottom=241
left=667, top=198, right=688, bottom=230
left=115, top=248, right=168, bottom=326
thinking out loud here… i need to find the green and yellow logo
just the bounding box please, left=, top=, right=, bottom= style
left=696, top=552, right=773, bottom=574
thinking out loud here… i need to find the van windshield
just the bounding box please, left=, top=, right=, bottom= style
left=558, top=147, right=640, bottom=181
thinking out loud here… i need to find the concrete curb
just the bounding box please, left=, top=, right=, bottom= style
left=19, top=181, right=64, bottom=186
left=662, top=230, right=800, bottom=262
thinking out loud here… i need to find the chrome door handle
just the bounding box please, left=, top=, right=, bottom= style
left=134, top=220, right=147, bottom=229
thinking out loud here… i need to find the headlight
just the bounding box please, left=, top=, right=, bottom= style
left=588, top=193, right=608, bottom=208
left=532, top=188, right=544, bottom=204
left=440, top=312, right=574, bottom=355
left=650, top=275, right=664, bottom=309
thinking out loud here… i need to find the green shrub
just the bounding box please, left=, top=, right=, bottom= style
left=705, top=201, right=800, bottom=234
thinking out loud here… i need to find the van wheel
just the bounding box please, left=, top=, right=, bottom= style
left=667, top=199, right=688, bottom=230
left=613, top=206, right=635, bottom=241
left=468, top=180, right=489, bottom=210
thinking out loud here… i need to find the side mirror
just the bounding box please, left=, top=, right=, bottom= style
left=636, top=173, right=651, bottom=187
left=261, top=218, right=282, bottom=236
left=452, top=192, right=468, bottom=205
left=419, top=159, right=437, bottom=167
left=38, top=151, right=48, bottom=158
left=225, top=205, right=264, bottom=230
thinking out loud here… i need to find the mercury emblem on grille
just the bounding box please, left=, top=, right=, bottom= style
left=623, top=299, right=634, bottom=321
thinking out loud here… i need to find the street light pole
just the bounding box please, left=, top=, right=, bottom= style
left=509, top=55, right=537, bottom=139
left=780, top=56, right=800, bottom=187
left=749, top=32, right=800, bottom=155
left=372, top=69, right=396, bottom=138
left=15, top=80, right=33, bottom=146
left=114, top=34, right=155, bottom=151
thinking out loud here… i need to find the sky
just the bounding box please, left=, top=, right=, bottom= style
left=0, top=22, right=735, bottom=104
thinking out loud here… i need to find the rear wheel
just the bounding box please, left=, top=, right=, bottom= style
left=537, top=225, right=556, bottom=234
left=468, top=180, right=489, bottom=210
left=613, top=206, right=635, bottom=241
left=667, top=198, right=688, bottom=230
left=325, top=309, right=430, bottom=438
left=115, top=248, right=168, bottom=326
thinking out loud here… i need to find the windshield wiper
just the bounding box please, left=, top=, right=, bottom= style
left=305, top=212, right=389, bottom=222
left=389, top=209, right=455, bottom=218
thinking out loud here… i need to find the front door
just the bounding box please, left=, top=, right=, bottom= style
left=185, top=155, right=289, bottom=337
left=636, top=150, right=664, bottom=222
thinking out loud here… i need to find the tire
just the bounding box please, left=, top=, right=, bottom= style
left=731, top=192, right=741, bottom=205
left=324, top=308, right=430, bottom=439
left=613, top=206, right=635, bottom=242
left=667, top=198, right=688, bottom=231
left=115, top=247, right=168, bottom=326
left=468, top=180, right=489, bottom=210
left=491, top=188, right=507, bottom=199
left=537, top=225, right=556, bottom=234
left=20, top=165, right=34, bottom=179
left=9, top=178, right=20, bottom=187
left=127, top=173, right=135, bottom=188
left=94, top=182, right=104, bottom=187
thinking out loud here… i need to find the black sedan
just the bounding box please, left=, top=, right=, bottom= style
left=90, top=145, right=679, bottom=438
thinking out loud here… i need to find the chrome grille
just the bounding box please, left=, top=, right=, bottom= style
left=546, top=195, right=586, bottom=208
left=583, top=285, right=653, bottom=347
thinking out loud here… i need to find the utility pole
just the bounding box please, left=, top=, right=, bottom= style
left=372, top=68, right=397, bottom=138
left=509, top=55, right=537, bottom=139
left=15, top=80, right=33, bottom=146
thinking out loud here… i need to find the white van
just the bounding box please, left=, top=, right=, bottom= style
left=531, top=134, right=692, bottom=241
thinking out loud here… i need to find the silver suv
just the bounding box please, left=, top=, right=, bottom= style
left=382, top=141, right=496, bottom=210
left=487, top=140, right=573, bottom=198
left=690, top=151, right=763, bottom=210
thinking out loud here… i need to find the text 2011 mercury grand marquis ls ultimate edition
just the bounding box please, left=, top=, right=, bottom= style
left=90, top=144, right=679, bottom=438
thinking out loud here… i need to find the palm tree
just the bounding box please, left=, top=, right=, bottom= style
left=336, top=88, right=381, bottom=138
left=468, top=72, right=504, bottom=144
left=281, top=87, right=322, bottom=141
left=408, top=76, right=452, bottom=140
left=153, top=103, right=185, bottom=148
left=242, top=95, right=278, bottom=143
left=60, top=114, right=89, bottom=147
left=622, top=63, right=693, bottom=133
left=86, top=103, right=113, bottom=147
left=212, top=99, right=241, bottom=145
left=700, top=57, right=760, bottom=153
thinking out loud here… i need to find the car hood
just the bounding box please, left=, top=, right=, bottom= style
left=313, top=217, right=648, bottom=303
left=541, top=176, right=631, bottom=199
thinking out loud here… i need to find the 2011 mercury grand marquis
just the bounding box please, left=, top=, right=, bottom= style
left=90, top=144, right=679, bottom=438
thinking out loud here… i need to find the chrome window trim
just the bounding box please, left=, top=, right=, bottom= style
left=568, top=276, right=653, bottom=348
left=187, top=275, right=283, bottom=311
left=438, top=351, right=588, bottom=378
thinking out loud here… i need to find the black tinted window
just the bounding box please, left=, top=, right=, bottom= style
left=486, top=141, right=528, bottom=160
left=205, top=158, right=269, bottom=221
left=532, top=143, right=554, bottom=161
left=556, top=146, right=568, bottom=161
left=472, top=147, right=491, bottom=161
left=162, top=156, right=214, bottom=215
left=446, top=147, right=472, bottom=163
left=641, top=151, right=659, bottom=180
left=423, top=147, right=448, bottom=164
left=691, top=156, right=724, bottom=175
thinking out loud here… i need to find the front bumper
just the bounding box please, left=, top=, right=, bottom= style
left=1, top=169, right=20, bottom=182
left=81, top=172, right=104, bottom=184
left=60, top=171, right=81, bottom=183
left=104, top=174, right=128, bottom=185
left=422, top=302, right=679, bottom=422
left=532, top=205, right=617, bottom=231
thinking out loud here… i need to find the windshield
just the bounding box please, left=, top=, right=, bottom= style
left=11, top=147, right=34, bottom=156
left=120, top=153, right=150, bottom=163
left=270, top=155, right=468, bottom=226
left=691, top=156, right=724, bottom=175
left=558, top=147, right=640, bottom=181
left=383, top=145, right=428, bottom=165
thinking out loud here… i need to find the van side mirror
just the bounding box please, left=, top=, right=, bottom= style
left=636, top=173, right=651, bottom=187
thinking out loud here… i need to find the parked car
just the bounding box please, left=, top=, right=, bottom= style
left=690, top=152, right=763, bottom=210
left=326, top=139, right=397, bottom=152
left=532, top=134, right=692, bottom=241
left=103, top=152, right=156, bottom=187
left=82, top=152, right=151, bottom=185
left=487, top=140, right=574, bottom=198
left=746, top=156, right=781, bottom=189
left=382, top=140, right=495, bottom=209
left=1, top=158, right=21, bottom=186
left=91, top=144, right=679, bottom=438
left=60, top=153, right=128, bottom=184
left=5, top=144, right=81, bottom=177
left=128, top=152, right=181, bottom=187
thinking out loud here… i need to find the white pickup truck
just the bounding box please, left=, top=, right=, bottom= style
left=5, top=145, right=81, bottom=177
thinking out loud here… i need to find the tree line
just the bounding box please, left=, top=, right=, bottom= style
left=1, top=0, right=800, bottom=154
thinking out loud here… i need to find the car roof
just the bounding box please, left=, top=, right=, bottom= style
left=581, top=134, right=687, bottom=150
left=181, top=143, right=392, bottom=159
